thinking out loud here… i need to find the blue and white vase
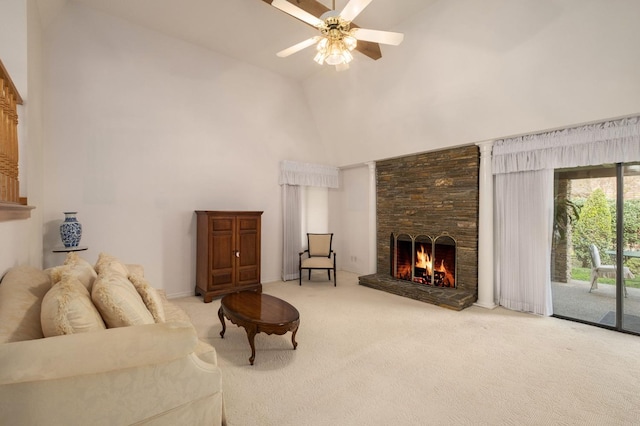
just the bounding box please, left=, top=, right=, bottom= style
left=60, top=212, right=82, bottom=248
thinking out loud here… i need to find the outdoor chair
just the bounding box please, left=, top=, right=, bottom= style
left=299, top=233, right=336, bottom=286
left=589, top=244, right=633, bottom=297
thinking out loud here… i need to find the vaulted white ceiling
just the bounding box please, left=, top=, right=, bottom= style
left=36, top=0, right=434, bottom=80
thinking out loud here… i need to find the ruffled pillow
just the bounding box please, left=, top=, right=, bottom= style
left=41, top=273, right=106, bottom=337
left=92, top=272, right=154, bottom=328
left=94, top=252, right=129, bottom=277
left=128, top=274, right=166, bottom=323
left=50, top=252, right=98, bottom=291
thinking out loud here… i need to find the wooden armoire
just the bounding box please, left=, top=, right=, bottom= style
left=195, top=211, right=263, bottom=303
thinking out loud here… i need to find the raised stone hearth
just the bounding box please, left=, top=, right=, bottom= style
left=359, top=145, right=479, bottom=310
left=359, top=274, right=475, bottom=311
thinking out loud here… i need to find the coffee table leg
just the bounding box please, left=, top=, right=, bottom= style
left=246, top=325, right=257, bottom=365
left=218, top=307, right=226, bottom=338
left=291, top=326, right=298, bottom=350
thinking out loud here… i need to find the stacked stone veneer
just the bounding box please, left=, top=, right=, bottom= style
left=551, top=178, right=571, bottom=283
left=359, top=145, right=480, bottom=310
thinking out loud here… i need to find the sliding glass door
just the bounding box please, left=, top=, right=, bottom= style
left=620, top=164, right=640, bottom=333
left=552, top=163, right=640, bottom=335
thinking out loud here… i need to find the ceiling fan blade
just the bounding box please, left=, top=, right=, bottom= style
left=351, top=28, right=404, bottom=45
left=277, top=37, right=321, bottom=57
left=271, top=0, right=324, bottom=27
left=340, top=0, right=373, bottom=22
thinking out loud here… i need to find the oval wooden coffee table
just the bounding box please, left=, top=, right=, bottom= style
left=218, top=291, right=300, bottom=365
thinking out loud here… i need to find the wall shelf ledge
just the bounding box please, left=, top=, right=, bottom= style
left=0, top=202, right=35, bottom=221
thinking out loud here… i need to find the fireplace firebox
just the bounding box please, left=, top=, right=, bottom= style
left=391, top=233, right=456, bottom=288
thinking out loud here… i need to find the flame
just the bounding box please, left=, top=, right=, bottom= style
left=435, top=259, right=455, bottom=287
left=415, top=245, right=433, bottom=275
left=397, top=263, right=411, bottom=280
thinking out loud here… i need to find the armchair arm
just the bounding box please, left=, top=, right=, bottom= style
left=0, top=321, right=198, bottom=385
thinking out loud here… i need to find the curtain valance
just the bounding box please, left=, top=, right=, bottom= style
left=493, top=116, right=640, bottom=174
left=279, top=160, right=339, bottom=188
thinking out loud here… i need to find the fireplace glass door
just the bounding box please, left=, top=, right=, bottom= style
left=392, top=233, right=456, bottom=288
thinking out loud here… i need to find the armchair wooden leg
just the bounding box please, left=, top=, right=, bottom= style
left=308, top=270, right=311, bottom=280
left=333, top=267, right=336, bottom=286
left=327, top=270, right=331, bottom=280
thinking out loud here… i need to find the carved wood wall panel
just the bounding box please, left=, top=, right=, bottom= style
left=0, top=59, right=23, bottom=204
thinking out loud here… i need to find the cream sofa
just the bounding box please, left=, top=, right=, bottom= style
left=0, top=254, right=224, bottom=426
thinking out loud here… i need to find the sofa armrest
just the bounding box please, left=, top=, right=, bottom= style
left=0, top=321, right=197, bottom=385
left=0, top=321, right=224, bottom=425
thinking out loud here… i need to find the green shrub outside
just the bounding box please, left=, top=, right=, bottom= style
left=570, top=194, right=640, bottom=280
left=610, top=199, right=640, bottom=250
left=572, top=189, right=612, bottom=267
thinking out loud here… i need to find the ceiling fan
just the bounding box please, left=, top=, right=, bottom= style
left=267, top=0, right=404, bottom=70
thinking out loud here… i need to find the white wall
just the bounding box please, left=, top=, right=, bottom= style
left=302, top=186, right=329, bottom=238
left=0, top=0, right=44, bottom=275
left=305, top=0, right=640, bottom=167
left=41, top=3, right=329, bottom=296
left=329, top=166, right=370, bottom=275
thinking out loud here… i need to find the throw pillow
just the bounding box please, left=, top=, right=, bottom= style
left=128, top=273, right=166, bottom=323
left=94, top=252, right=129, bottom=277
left=49, top=252, right=98, bottom=291
left=41, top=273, right=106, bottom=337
left=92, top=272, right=154, bottom=328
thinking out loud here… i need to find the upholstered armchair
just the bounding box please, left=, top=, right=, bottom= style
left=299, top=233, right=336, bottom=286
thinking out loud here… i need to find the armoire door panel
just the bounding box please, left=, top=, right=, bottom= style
left=238, top=267, right=258, bottom=284
left=211, top=271, right=234, bottom=287
left=238, top=233, right=258, bottom=267
left=212, top=217, right=234, bottom=232
left=211, top=233, right=234, bottom=270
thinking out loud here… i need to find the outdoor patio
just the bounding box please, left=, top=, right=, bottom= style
left=551, top=279, right=640, bottom=334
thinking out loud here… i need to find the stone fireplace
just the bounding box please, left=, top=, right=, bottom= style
left=359, top=145, right=479, bottom=310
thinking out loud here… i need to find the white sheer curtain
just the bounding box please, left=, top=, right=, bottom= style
left=495, top=169, right=554, bottom=315
left=493, top=115, right=640, bottom=316
left=279, top=161, right=339, bottom=281
left=282, top=184, right=301, bottom=281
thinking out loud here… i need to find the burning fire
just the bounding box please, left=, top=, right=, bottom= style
left=395, top=242, right=455, bottom=288
left=434, top=259, right=455, bottom=287
left=397, top=264, right=412, bottom=280
left=415, top=244, right=454, bottom=287
left=415, top=245, right=433, bottom=275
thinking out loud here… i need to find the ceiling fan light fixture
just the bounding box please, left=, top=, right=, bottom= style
left=313, top=51, right=325, bottom=65
left=325, top=53, right=343, bottom=66
left=313, top=38, right=328, bottom=64
left=343, top=35, right=357, bottom=51
left=271, top=0, right=404, bottom=70
left=315, top=37, right=354, bottom=66
left=326, top=41, right=344, bottom=65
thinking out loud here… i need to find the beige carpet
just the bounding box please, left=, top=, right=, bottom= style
left=172, top=272, right=640, bottom=425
